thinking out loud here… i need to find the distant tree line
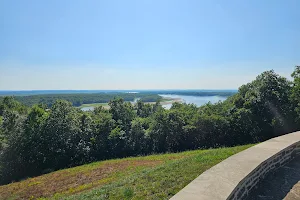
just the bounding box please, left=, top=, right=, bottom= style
left=0, top=93, right=162, bottom=107
left=0, top=67, right=299, bottom=185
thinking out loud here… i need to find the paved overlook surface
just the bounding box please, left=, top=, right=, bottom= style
left=247, top=156, right=300, bottom=200
left=170, top=131, right=300, bottom=200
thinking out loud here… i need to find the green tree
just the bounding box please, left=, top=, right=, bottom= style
left=0, top=96, right=27, bottom=116
left=233, top=70, right=295, bottom=139
left=109, top=98, right=135, bottom=132
left=1, top=68, right=300, bottom=185
left=90, top=107, right=115, bottom=160
left=0, top=116, right=4, bottom=151
left=21, top=105, right=49, bottom=174
left=149, top=109, right=168, bottom=152
left=165, top=110, right=185, bottom=151
left=108, top=126, right=127, bottom=157
left=127, top=117, right=149, bottom=155
left=0, top=109, right=27, bottom=184
left=291, top=66, right=300, bottom=123
left=193, top=113, right=229, bottom=148
left=42, top=100, right=82, bottom=169
left=135, top=100, right=153, bottom=118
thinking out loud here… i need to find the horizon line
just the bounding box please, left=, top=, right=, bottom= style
left=0, top=89, right=238, bottom=91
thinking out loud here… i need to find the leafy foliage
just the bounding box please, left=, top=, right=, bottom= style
left=291, top=66, right=300, bottom=121
left=0, top=69, right=299, bottom=185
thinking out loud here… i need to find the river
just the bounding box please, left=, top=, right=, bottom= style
left=159, top=94, right=228, bottom=109
left=80, top=95, right=228, bottom=111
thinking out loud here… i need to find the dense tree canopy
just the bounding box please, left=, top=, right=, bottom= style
left=291, top=66, right=300, bottom=122
left=0, top=68, right=299, bottom=185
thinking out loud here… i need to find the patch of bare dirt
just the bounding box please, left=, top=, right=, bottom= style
left=284, top=181, right=300, bottom=200
left=0, top=160, right=161, bottom=200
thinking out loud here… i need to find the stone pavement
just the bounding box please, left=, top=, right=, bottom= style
left=247, top=156, right=300, bottom=200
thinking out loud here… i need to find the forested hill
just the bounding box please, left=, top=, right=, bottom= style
left=0, top=67, right=299, bottom=185
left=0, top=93, right=162, bottom=107
left=0, top=90, right=236, bottom=107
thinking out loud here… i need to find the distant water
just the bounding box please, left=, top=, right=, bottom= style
left=80, top=98, right=140, bottom=111
left=81, top=106, right=95, bottom=111
left=80, top=95, right=229, bottom=111
left=159, top=94, right=228, bottom=109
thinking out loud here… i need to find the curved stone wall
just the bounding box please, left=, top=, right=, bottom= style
left=170, top=131, right=300, bottom=200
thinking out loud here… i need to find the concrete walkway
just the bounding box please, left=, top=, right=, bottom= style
left=170, top=131, right=300, bottom=200
left=247, top=156, right=300, bottom=200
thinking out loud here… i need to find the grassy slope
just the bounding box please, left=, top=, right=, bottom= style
left=0, top=144, right=253, bottom=200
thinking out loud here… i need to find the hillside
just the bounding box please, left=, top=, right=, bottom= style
left=0, top=93, right=162, bottom=107
left=0, top=145, right=252, bottom=200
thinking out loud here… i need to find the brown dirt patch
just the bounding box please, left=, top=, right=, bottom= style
left=0, top=160, right=161, bottom=200
left=284, top=181, right=300, bottom=200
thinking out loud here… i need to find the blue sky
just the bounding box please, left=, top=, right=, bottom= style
left=0, top=0, right=299, bottom=90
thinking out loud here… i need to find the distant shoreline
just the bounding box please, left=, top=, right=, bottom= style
left=151, top=98, right=183, bottom=105
left=79, top=97, right=184, bottom=110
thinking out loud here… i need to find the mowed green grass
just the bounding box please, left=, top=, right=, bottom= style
left=0, top=144, right=253, bottom=200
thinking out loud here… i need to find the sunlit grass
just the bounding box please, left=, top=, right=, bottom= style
left=0, top=144, right=253, bottom=200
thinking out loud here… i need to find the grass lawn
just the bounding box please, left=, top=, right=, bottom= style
left=0, top=144, right=253, bottom=200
